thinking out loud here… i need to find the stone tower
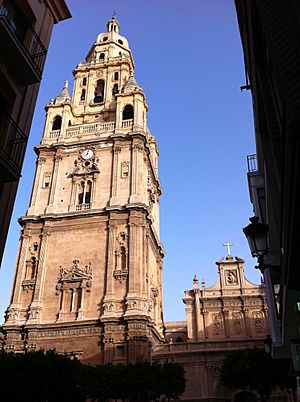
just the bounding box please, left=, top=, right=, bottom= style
left=3, top=16, right=165, bottom=364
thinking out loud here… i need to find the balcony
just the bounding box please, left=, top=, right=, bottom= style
left=247, top=154, right=258, bottom=173
left=121, top=119, right=133, bottom=129
left=75, top=203, right=90, bottom=211
left=65, top=121, right=115, bottom=138
left=0, top=0, right=47, bottom=84
left=0, top=113, right=27, bottom=182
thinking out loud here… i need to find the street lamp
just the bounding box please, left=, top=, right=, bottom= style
left=243, top=216, right=268, bottom=258
left=243, top=217, right=280, bottom=272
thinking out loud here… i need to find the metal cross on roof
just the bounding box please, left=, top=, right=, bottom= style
left=223, top=242, right=233, bottom=256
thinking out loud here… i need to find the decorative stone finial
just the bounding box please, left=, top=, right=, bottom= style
left=201, top=279, right=205, bottom=289
left=122, top=74, right=143, bottom=94
left=54, top=79, right=70, bottom=104
left=193, top=274, right=199, bottom=289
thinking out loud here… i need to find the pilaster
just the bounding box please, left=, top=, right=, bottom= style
left=46, top=154, right=63, bottom=213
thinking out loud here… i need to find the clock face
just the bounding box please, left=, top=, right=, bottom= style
left=81, top=149, right=94, bottom=160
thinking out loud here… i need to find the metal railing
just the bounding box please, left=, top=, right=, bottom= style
left=0, top=0, right=47, bottom=77
left=247, top=154, right=258, bottom=173
left=0, top=113, right=27, bottom=176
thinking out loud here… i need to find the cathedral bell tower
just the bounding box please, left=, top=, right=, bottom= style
left=3, top=16, right=165, bottom=363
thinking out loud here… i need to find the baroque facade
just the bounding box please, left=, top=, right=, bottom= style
left=157, top=254, right=278, bottom=401
left=2, top=16, right=164, bottom=364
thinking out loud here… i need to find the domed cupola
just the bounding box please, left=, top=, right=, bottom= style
left=107, top=15, right=120, bottom=33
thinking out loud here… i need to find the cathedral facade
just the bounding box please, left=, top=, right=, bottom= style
left=2, top=17, right=286, bottom=401
left=3, top=16, right=164, bottom=364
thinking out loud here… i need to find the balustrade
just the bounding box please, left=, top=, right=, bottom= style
left=65, top=121, right=115, bottom=138
left=121, top=119, right=133, bottom=128
left=76, top=203, right=90, bottom=211
left=49, top=130, right=60, bottom=138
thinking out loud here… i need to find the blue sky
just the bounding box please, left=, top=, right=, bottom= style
left=0, top=0, right=259, bottom=322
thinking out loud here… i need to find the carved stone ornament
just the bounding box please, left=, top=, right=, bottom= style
left=56, top=260, right=92, bottom=294
left=212, top=313, right=223, bottom=335
left=113, top=232, right=129, bottom=282
left=150, top=284, right=159, bottom=299
left=70, top=149, right=99, bottom=177
left=5, top=308, right=19, bottom=323
left=225, top=270, right=238, bottom=285
left=21, top=279, right=36, bottom=292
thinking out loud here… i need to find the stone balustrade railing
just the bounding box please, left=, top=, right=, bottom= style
left=49, top=129, right=60, bottom=138
left=153, top=339, right=264, bottom=354
left=121, top=119, right=133, bottom=128
left=47, top=119, right=134, bottom=143
left=66, top=121, right=115, bottom=138
left=75, top=203, right=90, bottom=211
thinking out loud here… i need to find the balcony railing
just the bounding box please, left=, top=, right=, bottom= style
left=121, top=119, right=133, bottom=128
left=76, top=203, right=90, bottom=211
left=0, top=113, right=27, bottom=181
left=49, top=130, right=60, bottom=138
left=0, top=0, right=47, bottom=78
left=247, top=154, right=258, bottom=173
left=65, top=121, right=115, bottom=138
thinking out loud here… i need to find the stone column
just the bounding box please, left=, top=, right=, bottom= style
left=129, top=143, right=143, bottom=204
left=27, top=157, right=46, bottom=215
left=102, top=221, right=118, bottom=319
left=27, top=226, right=51, bottom=323
left=202, top=309, right=208, bottom=339
left=46, top=154, right=62, bottom=213
left=223, top=308, right=230, bottom=338
left=4, top=229, right=31, bottom=325
left=194, top=290, right=201, bottom=341
left=109, top=145, right=121, bottom=206
left=243, top=308, right=251, bottom=337
left=128, top=221, right=137, bottom=294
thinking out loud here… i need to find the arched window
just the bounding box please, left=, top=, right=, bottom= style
left=94, top=80, right=105, bottom=103
left=114, top=71, right=119, bottom=80
left=82, top=77, right=87, bottom=86
left=78, top=180, right=92, bottom=205
left=99, top=53, right=105, bottom=60
left=80, top=89, right=86, bottom=101
left=112, top=84, right=119, bottom=96
left=52, top=115, right=62, bottom=131
left=122, top=104, right=134, bottom=120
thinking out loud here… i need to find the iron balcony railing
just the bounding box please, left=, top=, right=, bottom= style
left=0, top=112, right=27, bottom=178
left=0, top=0, right=47, bottom=77
left=247, top=154, right=258, bottom=173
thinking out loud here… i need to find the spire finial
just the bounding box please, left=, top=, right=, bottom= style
left=193, top=274, right=199, bottom=289
left=223, top=242, right=233, bottom=256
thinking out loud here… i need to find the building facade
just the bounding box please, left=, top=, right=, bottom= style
left=234, top=0, right=300, bottom=380
left=2, top=16, right=165, bottom=364
left=158, top=254, right=279, bottom=401
left=0, top=0, right=71, bottom=267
